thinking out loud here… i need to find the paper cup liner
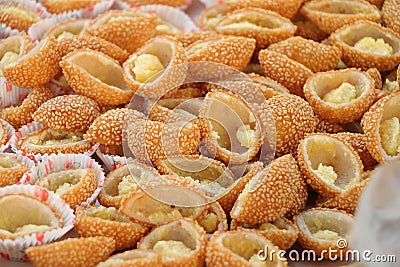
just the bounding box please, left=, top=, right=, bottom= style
left=0, top=120, right=15, bottom=153
left=96, top=147, right=128, bottom=172
left=9, top=121, right=99, bottom=161
left=0, top=24, right=21, bottom=39
left=0, top=184, right=75, bottom=261
left=1, top=152, right=35, bottom=172
left=0, top=78, right=31, bottom=109
left=140, top=4, right=199, bottom=32
left=198, top=0, right=220, bottom=7
left=20, top=153, right=105, bottom=208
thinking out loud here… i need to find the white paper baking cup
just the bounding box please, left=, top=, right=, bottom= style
left=96, top=147, right=128, bottom=172
left=140, top=4, right=199, bottom=32
left=9, top=121, right=99, bottom=161
left=198, top=0, right=219, bottom=7
left=1, top=152, right=35, bottom=171
left=0, top=184, right=75, bottom=261
left=20, top=153, right=105, bottom=208
left=0, top=78, right=31, bottom=109
left=0, top=24, right=21, bottom=39
left=0, top=120, right=15, bottom=153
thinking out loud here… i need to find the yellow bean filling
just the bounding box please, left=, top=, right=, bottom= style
left=354, top=37, right=393, bottom=56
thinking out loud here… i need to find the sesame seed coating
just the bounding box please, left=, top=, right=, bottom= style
left=33, top=95, right=101, bottom=132
left=26, top=236, right=116, bottom=267
left=268, top=36, right=341, bottom=73
left=3, top=36, right=61, bottom=88
left=96, top=249, right=162, bottom=267
left=266, top=94, right=315, bottom=157
left=176, top=32, right=221, bottom=47
left=365, top=68, right=382, bottom=90
left=259, top=50, right=313, bottom=97
left=123, top=0, right=188, bottom=7
left=0, top=154, right=28, bottom=187
left=300, top=0, right=381, bottom=34
left=0, top=2, right=41, bottom=32
left=215, top=8, right=296, bottom=49
left=42, top=0, right=102, bottom=14
left=231, top=154, right=308, bottom=224
left=0, top=86, right=53, bottom=129
left=382, top=0, right=400, bottom=35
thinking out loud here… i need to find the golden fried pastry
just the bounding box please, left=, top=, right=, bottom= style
left=123, top=36, right=187, bottom=99
left=0, top=120, right=7, bottom=147
left=266, top=94, right=315, bottom=156
left=317, top=178, right=369, bottom=214
left=35, top=168, right=97, bottom=207
left=3, top=36, right=61, bottom=88
left=75, top=206, right=149, bottom=251
left=42, top=18, right=90, bottom=41
left=84, top=10, right=157, bottom=53
left=300, top=0, right=381, bottom=34
left=85, top=108, right=126, bottom=146
left=60, top=49, right=133, bottom=106
left=231, top=154, right=308, bottom=224
left=156, top=155, right=236, bottom=198
left=126, top=118, right=200, bottom=164
left=0, top=86, right=53, bottom=129
left=123, top=0, right=188, bottom=7
left=33, top=95, right=101, bottom=132
left=304, top=69, right=375, bottom=123
left=26, top=237, right=115, bottom=267
left=331, top=21, right=400, bottom=72
left=57, top=34, right=129, bottom=64
left=0, top=33, right=33, bottom=77
left=186, top=36, right=255, bottom=71
left=259, top=50, right=313, bottom=97
left=98, top=161, right=158, bottom=209
left=176, top=31, right=221, bottom=47
left=334, top=132, right=378, bottom=170
left=196, top=202, right=228, bottom=236
left=292, top=13, right=328, bottom=42
left=0, top=194, right=61, bottom=240
left=0, top=2, right=41, bottom=32
left=361, top=92, right=400, bottom=162
left=382, top=0, right=400, bottom=35
left=42, top=0, right=103, bottom=14
left=198, top=4, right=232, bottom=31
left=268, top=36, right=341, bottom=73
left=215, top=8, right=296, bottom=49
left=218, top=161, right=263, bottom=214
left=231, top=217, right=299, bottom=251
left=0, top=153, right=29, bottom=187
left=244, top=73, right=289, bottom=101
left=206, top=230, right=288, bottom=267
left=199, top=90, right=264, bottom=164
left=294, top=208, right=354, bottom=258
left=298, top=133, right=363, bottom=197
left=18, top=127, right=93, bottom=155
left=120, top=183, right=208, bottom=227
left=138, top=218, right=207, bottom=267
left=147, top=103, right=197, bottom=123
left=224, top=0, right=303, bottom=19
left=314, top=114, right=346, bottom=134
left=97, top=249, right=162, bottom=267
left=365, top=67, right=382, bottom=90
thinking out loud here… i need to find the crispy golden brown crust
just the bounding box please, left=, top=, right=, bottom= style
left=176, top=32, right=221, bottom=47
left=123, top=0, right=188, bottom=7
left=331, top=21, right=400, bottom=72
left=365, top=68, right=382, bottom=90
left=33, top=95, right=101, bottom=132
left=0, top=2, right=41, bottom=32
left=42, top=0, right=103, bottom=14
left=18, top=127, right=93, bottom=155
left=382, top=0, right=400, bottom=35
left=42, top=18, right=90, bottom=40
left=0, top=33, right=34, bottom=57
left=0, top=155, right=28, bottom=187
left=266, top=94, right=315, bottom=157
left=26, top=237, right=116, bottom=267
left=314, top=115, right=346, bottom=134
left=0, top=121, right=7, bottom=147
left=85, top=108, right=126, bottom=146
left=300, top=0, right=381, bottom=34
left=3, top=36, right=61, bottom=88
left=97, top=249, right=162, bottom=267
left=0, top=86, right=53, bottom=129
left=231, top=154, right=308, bottom=224
left=215, top=8, right=296, bottom=49
left=186, top=36, right=255, bottom=71
left=60, top=49, right=134, bottom=106
left=293, top=18, right=328, bottom=42
left=304, top=69, right=376, bottom=124
left=57, top=35, right=130, bottom=64
left=259, top=50, right=313, bottom=97
left=85, top=10, right=157, bottom=53
left=268, top=36, right=341, bottom=73
left=75, top=206, right=149, bottom=251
